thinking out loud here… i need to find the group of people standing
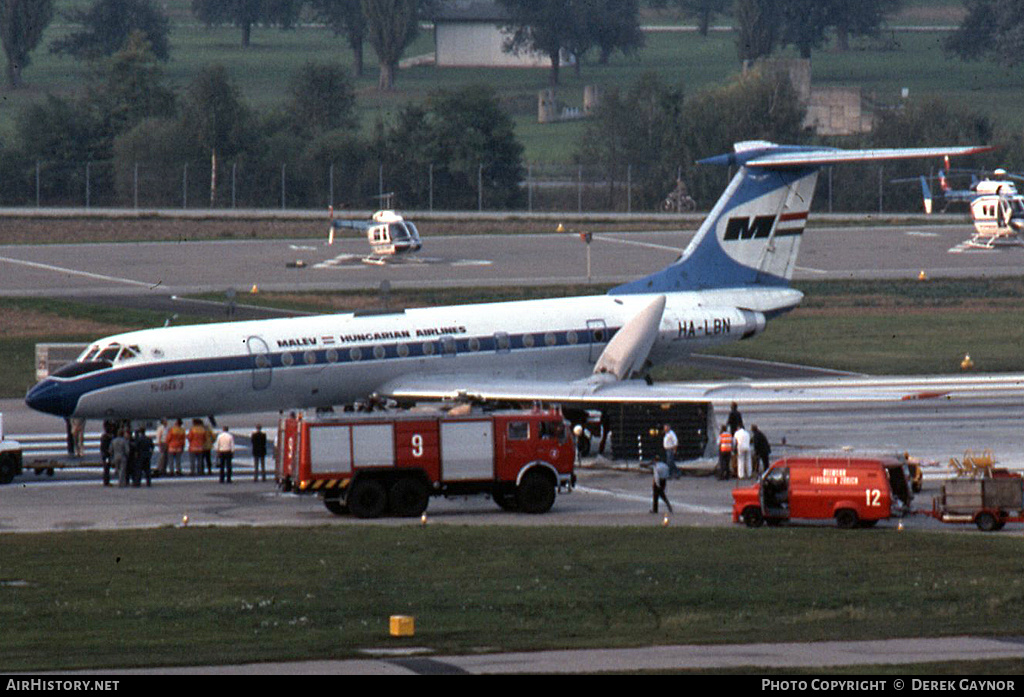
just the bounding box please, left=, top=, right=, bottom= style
left=716, top=402, right=771, bottom=480
left=99, top=422, right=154, bottom=487
left=153, top=419, right=268, bottom=483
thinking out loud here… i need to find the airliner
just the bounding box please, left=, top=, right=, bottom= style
left=25, top=141, right=994, bottom=421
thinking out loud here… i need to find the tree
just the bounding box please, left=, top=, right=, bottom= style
left=733, top=0, right=780, bottom=64
left=287, top=62, right=358, bottom=136
left=576, top=73, right=685, bottom=209
left=309, top=0, right=367, bottom=76
left=830, top=0, right=903, bottom=52
left=191, top=0, right=303, bottom=48
left=779, top=0, right=831, bottom=59
left=50, top=0, right=170, bottom=61
left=361, top=0, right=421, bottom=91
left=584, top=0, right=644, bottom=66
left=85, top=32, right=176, bottom=136
left=944, top=0, right=1024, bottom=66
left=0, top=0, right=53, bottom=88
left=499, top=0, right=642, bottom=84
left=384, top=85, right=525, bottom=209
left=498, top=0, right=577, bottom=86
left=179, top=66, right=252, bottom=206
left=677, top=69, right=806, bottom=203
left=673, top=0, right=729, bottom=37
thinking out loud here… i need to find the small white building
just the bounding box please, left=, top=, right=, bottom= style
left=433, top=0, right=556, bottom=68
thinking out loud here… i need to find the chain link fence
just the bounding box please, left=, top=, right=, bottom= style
left=0, top=159, right=918, bottom=213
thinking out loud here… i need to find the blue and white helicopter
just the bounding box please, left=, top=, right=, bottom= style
left=329, top=205, right=423, bottom=264
left=917, top=157, right=1024, bottom=248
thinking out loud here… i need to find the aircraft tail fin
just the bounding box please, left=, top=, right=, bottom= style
left=610, top=142, right=991, bottom=295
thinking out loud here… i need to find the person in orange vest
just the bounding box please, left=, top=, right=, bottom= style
left=166, top=419, right=186, bottom=476
left=716, top=425, right=733, bottom=480
left=187, top=418, right=206, bottom=476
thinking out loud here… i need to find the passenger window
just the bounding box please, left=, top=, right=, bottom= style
left=508, top=422, right=529, bottom=440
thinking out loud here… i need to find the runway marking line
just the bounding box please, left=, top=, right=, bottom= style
left=0, top=255, right=155, bottom=288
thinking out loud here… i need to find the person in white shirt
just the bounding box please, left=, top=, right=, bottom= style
left=734, top=426, right=752, bottom=479
left=662, top=424, right=679, bottom=478
left=215, top=426, right=235, bottom=483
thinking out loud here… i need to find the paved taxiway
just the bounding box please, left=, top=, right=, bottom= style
left=2, top=223, right=1023, bottom=300
left=3, top=391, right=1021, bottom=534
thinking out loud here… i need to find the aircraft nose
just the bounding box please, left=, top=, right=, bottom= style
left=25, top=379, right=78, bottom=418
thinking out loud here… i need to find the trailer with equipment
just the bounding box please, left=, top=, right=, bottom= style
left=277, top=407, right=576, bottom=518
left=925, top=472, right=1024, bottom=531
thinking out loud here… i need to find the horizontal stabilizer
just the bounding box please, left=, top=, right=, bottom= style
left=699, top=144, right=993, bottom=170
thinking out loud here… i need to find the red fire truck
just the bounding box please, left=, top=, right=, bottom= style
left=277, top=407, right=576, bottom=518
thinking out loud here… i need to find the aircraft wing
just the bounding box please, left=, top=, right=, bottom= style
left=377, top=372, right=1024, bottom=406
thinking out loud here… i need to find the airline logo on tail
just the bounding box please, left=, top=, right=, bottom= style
left=723, top=211, right=807, bottom=241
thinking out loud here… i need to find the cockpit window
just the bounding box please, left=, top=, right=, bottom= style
left=81, top=346, right=101, bottom=361
left=96, top=344, right=122, bottom=362
left=390, top=223, right=411, bottom=242
left=119, top=345, right=141, bottom=361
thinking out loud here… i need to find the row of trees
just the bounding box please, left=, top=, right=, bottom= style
left=0, top=32, right=525, bottom=210
left=2, top=26, right=1009, bottom=214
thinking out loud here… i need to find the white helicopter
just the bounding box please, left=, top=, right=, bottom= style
left=328, top=205, right=423, bottom=264
left=917, top=158, right=1024, bottom=249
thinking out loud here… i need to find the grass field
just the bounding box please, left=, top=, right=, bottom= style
left=0, top=525, right=1021, bottom=672
left=4, top=1, right=1024, bottom=163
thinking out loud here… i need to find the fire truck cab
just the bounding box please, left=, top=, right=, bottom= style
left=732, top=455, right=913, bottom=529
left=277, top=407, right=575, bottom=518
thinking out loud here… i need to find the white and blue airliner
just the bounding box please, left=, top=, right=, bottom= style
left=25, top=142, right=998, bottom=421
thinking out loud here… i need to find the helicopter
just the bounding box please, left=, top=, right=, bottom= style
left=912, top=157, right=1024, bottom=249
left=328, top=204, right=423, bottom=264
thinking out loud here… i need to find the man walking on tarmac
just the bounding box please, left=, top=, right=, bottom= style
left=651, top=460, right=673, bottom=514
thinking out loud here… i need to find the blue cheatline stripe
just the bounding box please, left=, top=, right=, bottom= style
left=42, top=325, right=623, bottom=400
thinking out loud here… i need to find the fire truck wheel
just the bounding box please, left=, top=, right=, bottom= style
left=347, top=478, right=388, bottom=519
left=494, top=488, right=519, bottom=511
left=516, top=470, right=556, bottom=514
left=323, top=495, right=347, bottom=516
left=389, top=477, right=429, bottom=517
left=834, top=509, right=859, bottom=530
left=741, top=506, right=764, bottom=528
left=975, top=512, right=998, bottom=532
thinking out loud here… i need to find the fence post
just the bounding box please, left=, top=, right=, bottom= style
left=134, top=162, right=139, bottom=210
left=478, top=163, right=483, bottom=212
left=577, top=165, right=582, bottom=213
left=627, top=164, right=632, bottom=214
left=527, top=164, right=532, bottom=213
left=85, top=162, right=91, bottom=209
left=182, top=163, right=188, bottom=209
left=329, top=162, right=334, bottom=209
left=428, top=163, right=433, bottom=212
left=35, top=161, right=40, bottom=208
left=281, top=163, right=286, bottom=210
left=231, top=163, right=237, bottom=209
left=878, top=165, right=884, bottom=213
